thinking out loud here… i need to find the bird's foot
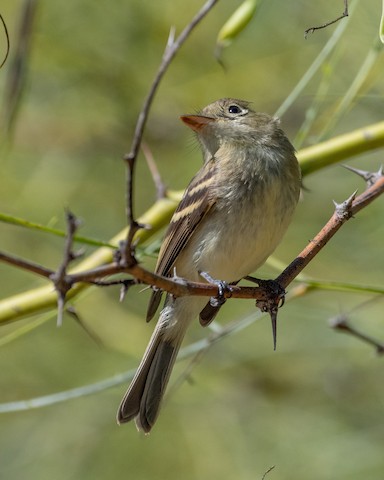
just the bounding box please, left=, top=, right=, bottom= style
left=199, top=271, right=233, bottom=308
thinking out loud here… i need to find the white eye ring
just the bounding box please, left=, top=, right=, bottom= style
left=227, top=104, right=248, bottom=116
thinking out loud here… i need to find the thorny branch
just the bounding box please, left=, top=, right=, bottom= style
left=121, top=0, right=219, bottom=263
left=276, top=166, right=384, bottom=289
left=1, top=166, right=383, bottom=331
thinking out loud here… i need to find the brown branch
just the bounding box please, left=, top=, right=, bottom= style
left=1, top=167, right=383, bottom=308
left=65, top=166, right=384, bottom=306
left=0, top=251, right=53, bottom=278
left=121, top=0, right=219, bottom=262
left=305, top=0, right=348, bottom=38
left=330, top=313, right=384, bottom=355
left=276, top=168, right=384, bottom=290
left=49, top=211, right=82, bottom=326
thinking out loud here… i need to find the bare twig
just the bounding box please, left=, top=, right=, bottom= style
left=305, top=0, right=348, bottom=38
left=0, top=251, right=54, bottom=278
left=261, top=466, right=276, bottom=480
left=121, top=0, right=219, bottom=262
left=0, top=12, right=10, bottom=69
left=49, top=211, right=82, bottom=326
left=142, top=143, right=167, bottom=200
left=330, top=314, right=384, bottom=355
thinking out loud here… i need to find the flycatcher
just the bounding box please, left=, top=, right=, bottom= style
left=117, top=98, right=301, bottom=433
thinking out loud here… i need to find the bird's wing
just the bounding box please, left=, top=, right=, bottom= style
left=146, top=159, right=216, bottom=321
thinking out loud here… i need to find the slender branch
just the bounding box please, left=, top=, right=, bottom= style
left=0, top=12, right=10, bottom=69
left=0, top=251, right=53, bottom=278
left=122, top=0, right=219, bottom=259
left=49, top=211, right=82, bottom=326
left=0, top=197, right=178, bottom=325
left=276, top=169, right=384, bottom=289
left=305, top=0, right=349, bottom=38
left=330, top=313, right=384, bottom=355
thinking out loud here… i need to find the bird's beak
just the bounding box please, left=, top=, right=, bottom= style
left=180, top=114, right=215, bottom=132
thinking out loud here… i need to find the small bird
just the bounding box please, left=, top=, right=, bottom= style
left=117, top=98, right=301, bottom=433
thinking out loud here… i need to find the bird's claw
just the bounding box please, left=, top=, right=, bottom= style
left=199, top=270, right=233, bottom=308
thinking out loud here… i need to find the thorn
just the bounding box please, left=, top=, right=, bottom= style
left=138, top=222, right=152, bottom=231
left=170, top=267, right=188, bottom=287
left=255, top=280, right=285, bottom=351
left=270, top=308, right=277, bottom=351
left=166, top=26, right=176, bottom=52
left=70, top=248, right=85, bottom=261
left=342, top=164, right=383, bottom=187
left=56, top=292, right=65, bottom=327
left=120, top=284, right=128, bottom=302
left=333, top=190, right=357, bottom=219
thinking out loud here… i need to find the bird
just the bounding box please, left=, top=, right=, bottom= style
left=117, top=98, right=301, bottom=433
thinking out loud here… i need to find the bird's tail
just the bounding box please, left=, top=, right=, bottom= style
left=117, top=299, right=193, bottom=433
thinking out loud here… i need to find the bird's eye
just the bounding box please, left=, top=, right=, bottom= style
left=228, top=105, right=242, bottom=114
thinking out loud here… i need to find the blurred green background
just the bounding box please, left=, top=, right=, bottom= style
left=0, top=1, right=384, bottom=479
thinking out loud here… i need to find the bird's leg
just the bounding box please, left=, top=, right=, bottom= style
left=245, top=276, right=286, bottom=351
left=198, top=270, right=234, bottom=308
left=198, top=275, right=240, bottom=327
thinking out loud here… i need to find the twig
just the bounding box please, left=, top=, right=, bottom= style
left=141, top=143, right=167, bottom=200
left=0, top=251, right=53, bottom=278
left=0, top=12, right=10, bottom=69
left=330, top=314, right=384, bottom=355
left=49, top=211, right=82, bottom=326
left=261, top=466, right=276, bottom=480
left=121, top=0, right=219, bottom=262
left=305, top=0, right=349, bottom=38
